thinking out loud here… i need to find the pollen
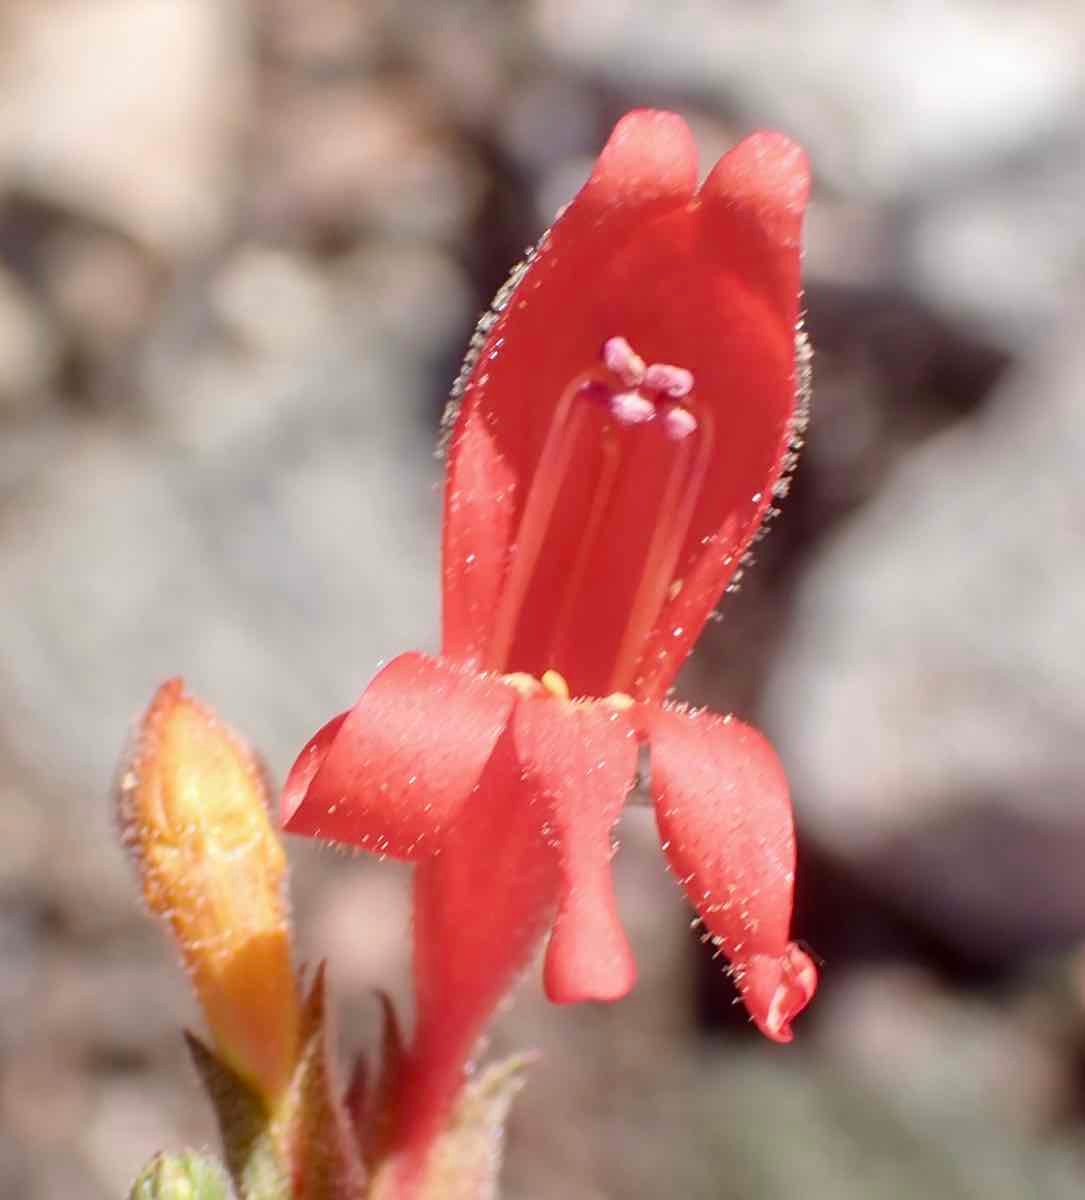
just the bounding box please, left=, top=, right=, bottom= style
left=541, top=669, right=572, bottom=700
left=500, top=668, right=573, bottom=702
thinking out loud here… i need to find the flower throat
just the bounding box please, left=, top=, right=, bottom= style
left=486, top=337, right=713, bottom=697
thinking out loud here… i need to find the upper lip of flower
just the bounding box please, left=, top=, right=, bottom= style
left=440, top=112, right=809, bottom=705
left=280, top=109, right=816, bottom=1080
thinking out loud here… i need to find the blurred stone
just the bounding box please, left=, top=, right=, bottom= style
left=38, top=952, right=192, bottom=1055
left=0, top=417, right=436, bottom=812
left=534, top=155, right=594, bottom=233
left=0, top=415, right=69, bottom=501
left=254, top=81, right=485, bottom=244
left=818, top=966, right=1070, bottom=1133
left=211, top=245, right=336, bottom=359
left=0, top=776, right=48, bottom=888
left=684, top=1045, right=1083, bottom=1200
left=906, top=144, right=1085, bottom=348
left=333, top=241, right=473, bottom=357
left=0, top=900, right=46, bottom=1054
left=307, top=861, right=411, bottom=997
left=1, top=1048, right=92, bottom=1153
left=805, top=202, right=896, bottom=290
left=532, top=0, right=1084, bottom=199
left=497, top=77, right=597, bottom=177
left=0, top=0, right=248, bottom=253
left=0, top=1134, right=32, bottom=1197
left=0, top=265, right=60, bottom=413
left=395, top=6, right=509, bottom=126
left=259, top=0, right=381, bottom=69
left=767, top=305, right=1085, bottom=958
left=41, top=231, right=160, bottom=372
left=82, top=1079, right=193, bottom=1199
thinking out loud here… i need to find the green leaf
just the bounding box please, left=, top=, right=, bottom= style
left=186, top=1033, right=289, bottom=1200
left=128, top=1150, right=233, bottom=1199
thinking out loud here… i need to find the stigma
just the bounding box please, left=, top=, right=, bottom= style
left=486, top=336, right=713, bottom=697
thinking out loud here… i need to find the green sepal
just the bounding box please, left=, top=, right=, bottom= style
left=186, top=1033, right=289, bottom=1200
left=128, top=1150, right=233, bottom=1199
left=357, top=992, right=408, bottom=1170
left=278, top=962, right=367, bottom=1199
left=417, top=1053, right=536, bottom=1200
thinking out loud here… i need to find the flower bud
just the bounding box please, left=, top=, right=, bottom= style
left=119, top=679, right=299, bottom=1104
left=128, top=1151, right=231, bottom=1199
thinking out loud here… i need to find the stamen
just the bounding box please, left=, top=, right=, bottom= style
left=602, top=336, right=645, bottom=388
left=486, top=336, right=713, bottom=697
left=643, top=363, right=693, bottom=399
left=663, top=406, right=698, bottom=440
left=609, top=391, right=656, bottom=425
left=540, top=669, right=571, bottom=701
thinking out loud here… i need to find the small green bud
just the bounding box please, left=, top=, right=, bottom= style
left=128, top=1151, right=232, bottom=1200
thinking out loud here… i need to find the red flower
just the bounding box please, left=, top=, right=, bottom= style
left=282, top=110, right=816, bottom=1157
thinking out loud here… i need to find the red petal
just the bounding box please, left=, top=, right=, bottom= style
left=280, top=653, right=516, bottom=859
left=701, top=131, right=810, bottom=296
left=448, top=108, right=700, bottom=508
left=569, top=108, right=700, bottom=220
left=441, top=404, right=518, bottom=665
left=512, top=696, right=640, bottom=1004
left=442, top=111, right=696, bottom=688
left=632, top=132, right=811, bottom=700
left=402, top=716, right=557, bottom=1157
left=647, top=703, right=816, bottom=1041
left=444, top=113, right=809, bottom=698
left=280, top=709, right=348, bottom=828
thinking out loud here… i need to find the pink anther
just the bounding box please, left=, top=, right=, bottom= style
left=610, top=391, right=657, bottom=425
left=662, top=406, right=698, bottom=440
left=603, top=337, right=646, bottom=388
left=643, top=363, right=694, bottom=399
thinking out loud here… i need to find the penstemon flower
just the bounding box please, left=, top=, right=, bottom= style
left=281, top=109, right=817, bottom=1182
left=119, top=679, right=300, bottom=1107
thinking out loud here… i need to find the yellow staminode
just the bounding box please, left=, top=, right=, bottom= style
left=119, top=679, right=299, bottom=1105
left=540, top=669, right=571, bottom=701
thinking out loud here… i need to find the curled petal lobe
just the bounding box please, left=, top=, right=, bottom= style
left=736, top=945, right=819, bottom=1045
left=646, top=703, right=815, bottom=1040
left=281, top=653, right=517, bottom=859
left=280, top=709, right=348, bottom=828
left=512, top=696, right=640, bottom=1004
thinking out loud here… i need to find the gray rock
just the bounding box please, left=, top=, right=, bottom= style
left=531, top=0, right=1084, bottom=200
left=767, top=305, right=1085, bottom=955
left=905, top=143, right=1085, bottom=348
left=0, top=265, right=60, bottom=413
left=0, top=0, right=247, bottom=253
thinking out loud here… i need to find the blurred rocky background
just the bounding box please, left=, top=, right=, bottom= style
left=1, top=0, right=1084, bottom=1195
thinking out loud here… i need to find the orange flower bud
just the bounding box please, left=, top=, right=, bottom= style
left=119, top=679, right=299, bottom=1105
